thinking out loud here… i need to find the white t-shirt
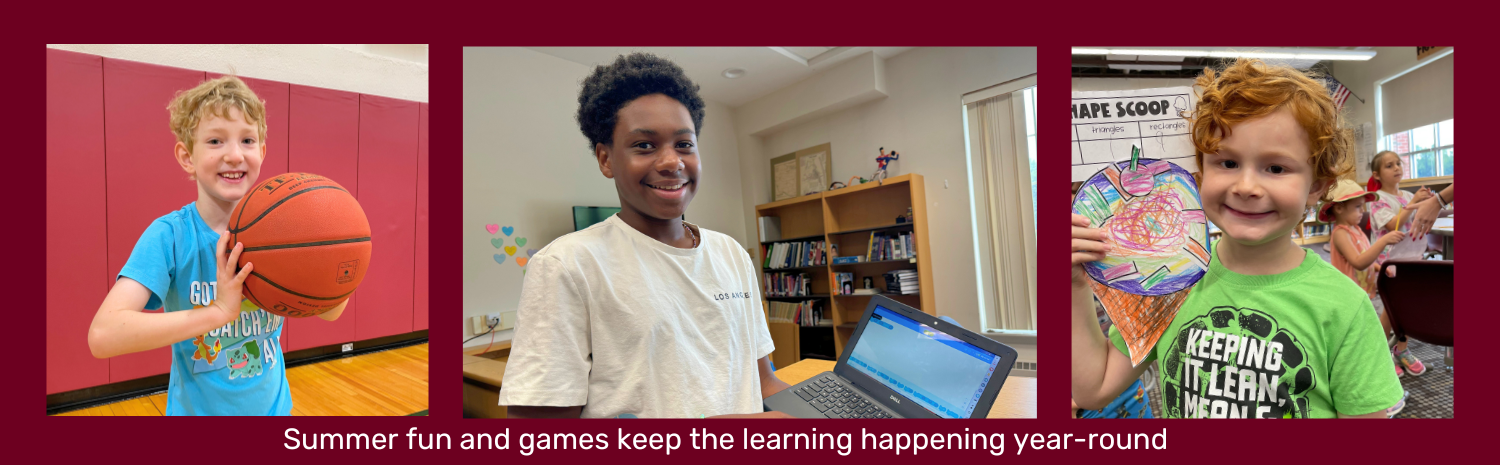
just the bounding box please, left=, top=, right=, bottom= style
left=497, top=214, right=775, bottom=418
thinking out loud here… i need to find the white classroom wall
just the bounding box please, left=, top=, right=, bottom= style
left=461, top=48, right=745, bottom=347
left=46, top=44, right=429, bottom=102
left=732, top=47, right=1039, bottom=362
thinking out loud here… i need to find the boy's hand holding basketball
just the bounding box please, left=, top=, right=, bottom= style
left=1072, top=213, right=1111, bottom=289
left=210, top=233, right=254, bottom=326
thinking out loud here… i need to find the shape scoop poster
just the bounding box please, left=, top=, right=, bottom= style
left=1071, top=87, right=1197, bottom=182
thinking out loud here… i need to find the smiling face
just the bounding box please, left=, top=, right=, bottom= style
left=176, top=107, right=264, bottom=206
left=1200, top=106, right=1329, bottom=245
left=597, top=94, right=699, bottom=221
left=1374, top=152, right=1404, bottom=190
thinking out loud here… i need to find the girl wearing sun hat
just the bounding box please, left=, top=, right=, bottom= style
left=1323, top=179, right=1404, bottom=297
left=1323, top=179, right=1417, bottom=385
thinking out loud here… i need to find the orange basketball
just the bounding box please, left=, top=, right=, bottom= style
left=229, top=172, right=372, bottom=318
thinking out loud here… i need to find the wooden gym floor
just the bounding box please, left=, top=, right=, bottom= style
left=53, top=343, right=428, bottom=416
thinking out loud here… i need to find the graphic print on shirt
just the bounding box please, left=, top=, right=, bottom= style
left=183, top=282, right=284, bottom=379
left=1160, top=306, right=1314, bottom=418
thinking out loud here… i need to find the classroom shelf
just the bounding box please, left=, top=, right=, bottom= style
left=833, top=292, right=920, bottom=297
left=1400, top=175, right=1453, bottom=189
left=830, top=258, right=920, bottom=267
left=763, top=264, right=827, bottom=272
left=1292, top=234, right=1330, bottom=246
left=829, top=222, right=914, bottom=236
left=754, top=173, right=932, bottom=368
left=766, top=294, right=830, bottom=300
left=760, top=232, right=828, bottom=245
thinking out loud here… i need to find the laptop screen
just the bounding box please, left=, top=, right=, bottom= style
left=846, top=305, right=1003, bottom=418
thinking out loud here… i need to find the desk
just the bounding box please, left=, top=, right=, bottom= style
left=462, top=354, right=507, bottom=418
left=776, top=359, right=1037, bottom=418
left=1431, top=218, right=1453, bottom=259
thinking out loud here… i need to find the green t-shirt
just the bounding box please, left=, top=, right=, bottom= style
left=1109, top=248, right=1402, bottom=418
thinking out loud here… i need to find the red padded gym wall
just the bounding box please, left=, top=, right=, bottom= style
left=355, top=95, right=419, bottom=341
left=414, top=103, right=430, bottom=331
left=284, top=84, right=361, bottom=351
left=102, top=58, right=207, bottom=383
left=46, top=49, right=111, bottom=394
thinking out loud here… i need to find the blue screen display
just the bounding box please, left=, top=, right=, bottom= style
left=846, top=306, right=1002, bottom=418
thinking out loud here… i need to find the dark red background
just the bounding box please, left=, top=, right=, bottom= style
left=11, top=3, right=1492, bottom=462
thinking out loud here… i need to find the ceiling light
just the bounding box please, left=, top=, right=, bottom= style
left=722, top=68, right=745, bottom=79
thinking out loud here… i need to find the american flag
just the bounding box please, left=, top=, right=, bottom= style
left=1325, top=76, right=1351, bottom=110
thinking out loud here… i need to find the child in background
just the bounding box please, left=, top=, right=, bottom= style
left=1365, top=150, right=1429, bottom=376
left=1322, top=180, right=1410, bottom=416
left=1070, top=58, right=1403, bottom=418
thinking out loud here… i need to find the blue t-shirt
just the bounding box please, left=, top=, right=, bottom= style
left=118, top=202, right=292, bottom=416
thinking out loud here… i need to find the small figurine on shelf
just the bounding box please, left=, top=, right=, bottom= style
left=863, top=277, right=875, bottom=289
left=874, top=147, right=901, bottom=184
left=896, top=206, right=913, bottom=224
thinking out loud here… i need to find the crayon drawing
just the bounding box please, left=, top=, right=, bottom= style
left=1072, top=150, right=1209, bottom=366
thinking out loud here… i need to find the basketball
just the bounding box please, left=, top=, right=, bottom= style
left=230, top=172, right=372, bottom=318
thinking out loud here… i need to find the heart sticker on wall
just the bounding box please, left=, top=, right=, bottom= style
left=502, top=226, right=515, bottom=236
left=485, top=224, right=499, bottom=235
left=527, top=248, right=539, bottom=257
left=516, top=257, right=529, bottom=267
left=493, top=254, right=506, bottom=265
left=490, top=238, right=504, bottom=249
left=515, top=237, right=528, bottom=247
left=504, top=246, right=517, bottom=256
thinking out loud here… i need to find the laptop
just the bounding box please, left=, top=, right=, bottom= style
left=764, top=295, right=1018, bottom=418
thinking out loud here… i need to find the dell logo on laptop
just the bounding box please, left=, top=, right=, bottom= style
left=890, top=395, right=900, bottom=404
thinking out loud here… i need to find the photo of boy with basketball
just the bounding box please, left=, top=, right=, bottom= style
left=86, top=75, right=348, bottom=415
left=49, top=45, right=429, bottom=417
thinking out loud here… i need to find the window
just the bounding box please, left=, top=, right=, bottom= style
left=963, top=75, right=1037, bottom=334
left=1378, top=119, right=1453, bottom=179
left=1024, top=86, right=1037, bottom=221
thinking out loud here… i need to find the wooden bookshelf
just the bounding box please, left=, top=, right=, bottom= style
left=754, top=173, right=934, bottom=368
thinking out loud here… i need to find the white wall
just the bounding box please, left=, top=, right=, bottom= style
left=733, top=47, right=1038, bottom=361
left=461, top=48, right=745, bottom=348
left=46, top=44, right=429, bottom=102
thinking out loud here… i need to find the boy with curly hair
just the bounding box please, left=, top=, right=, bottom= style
left=499, top=53, right=791, bottom=418
left=87, top=75, right=347, bottom=415
left=1069, top=58, right=1403, bottom=418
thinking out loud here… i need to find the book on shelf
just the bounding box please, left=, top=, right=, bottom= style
left=865, top=231, right=917, bottom=262
left=762, top=238, right=828, bottom=269
left=882, top=269, right=919, bottom=295
left=851, top=288, right=878, bottom=295
left=763, top=272, right=813, bottom=297
left=833, top=272, right=856, bottom=295
left=766, top=299, right=827, bottom=327
left=758, top=216, right=781, bottom=242
left=831, top=256, right=863, bottom=264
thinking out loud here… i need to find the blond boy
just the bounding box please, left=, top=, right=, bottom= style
left=87, top=76, right=346, bottom=415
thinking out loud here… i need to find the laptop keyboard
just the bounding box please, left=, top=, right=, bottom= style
left=793, top=375, right=894, bottom=419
